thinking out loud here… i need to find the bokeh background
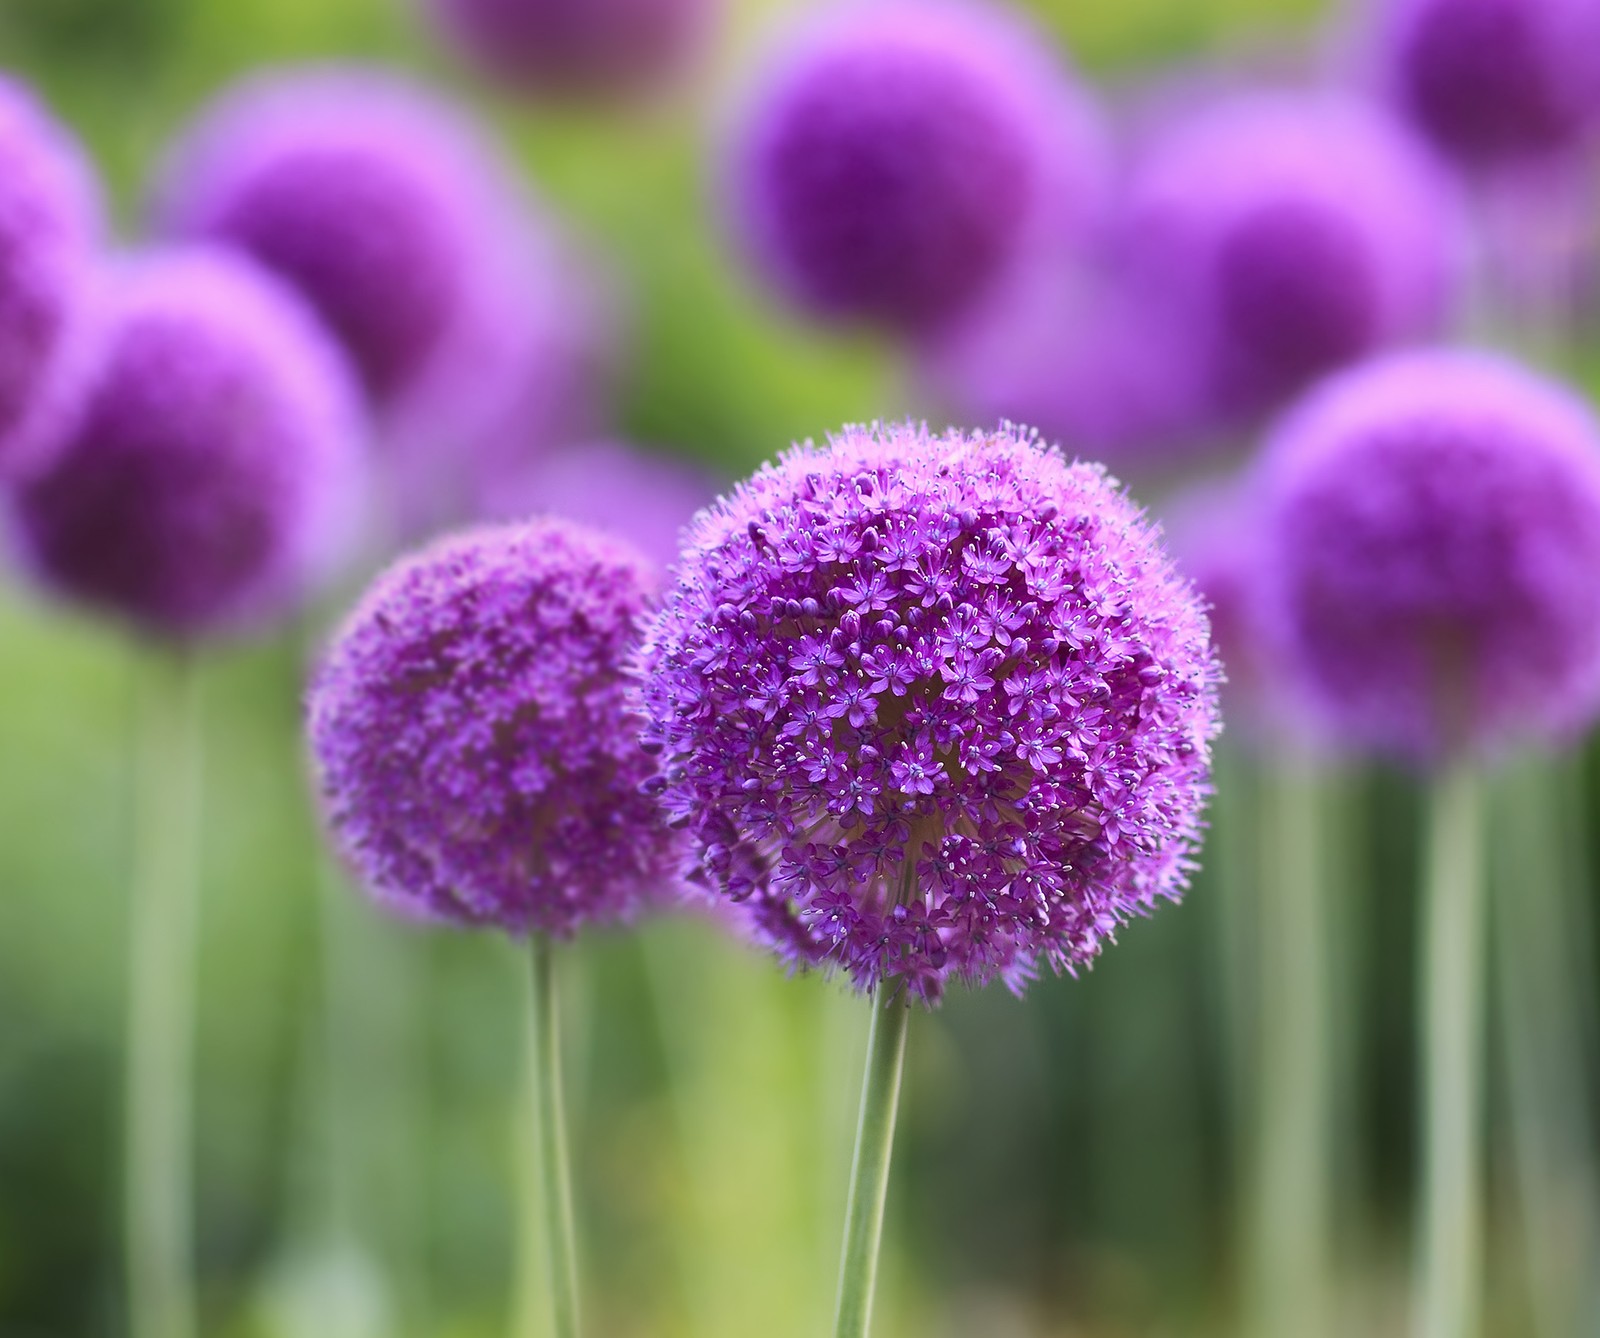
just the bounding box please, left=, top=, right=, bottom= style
left=2, top=0, right=1596, bottom=1336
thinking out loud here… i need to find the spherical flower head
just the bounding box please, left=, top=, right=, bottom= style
left=420, top=0, right=720, bottom=99
left=1378, top=0, right=1600, bottom=166
left=8, top=247, right=366, bottom=639
left=1123, top=93, right=1460, bottom=418
left=153, top=67, right=572, bottom=500
left=727, top=1, right=1105, bottom=335
left=308, top=519, right=680, bottom=936
left=0, top=75, right=103, bottom=479
left=1254, top=349, right=1600, bottom=762
left=479, top=438, right=721, bottom=568
left=635, top=422, right=1220, bottom=1003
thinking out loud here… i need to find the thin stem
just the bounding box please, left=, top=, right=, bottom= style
left=125, top=650, right=204, bottom=1338
left=527, top=934, right=579, bottom=1338
left=1413, top=760, right=1486, bottom=1338
left=1249, top=753, right=1332, bottom=1338
left=833, top=982, right=911, bottom=1338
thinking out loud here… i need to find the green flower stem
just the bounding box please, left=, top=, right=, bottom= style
left=1249, top=752, right=1332, bottom=1338
left=1414, top=760, right=1486, bottom=1338
left=528, top=934, right=580, bottom=1338
left=833, top=982, right=911, bottom=1338
left=125, top=650, right=204, bottom=1338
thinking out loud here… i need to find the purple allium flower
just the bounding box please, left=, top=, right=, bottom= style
left=1253, top=349, right=1600, bottom=761
left=727, top=1, right=1104, bottom=335
left=1377, top=0, right=1600, bottom=167
left=8, top=248, right=365, bottom=638
left=479, top=438, right=721, bottom=568
left=308, top=519, right=679, bottom=935
left=420, top=0, right=719, bottom=98
left=635, top=422, right=1220, bottom=1002
left=1122, top=92, right=1460, bottom=418
left=153, top=68, right=581, bottom=525
left=0, top=75, right=102, bottom=480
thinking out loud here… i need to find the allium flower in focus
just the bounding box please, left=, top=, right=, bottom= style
left=727, top=1, right=1104, bottom=335
left=0, top=75, right=102, bottom=479
left=153, top=69, right=582, bottom=526
left=9, top=248, right=364, bottom=638
left=635, top=422, right=1220, bottom=1002
left=1253, top=349, right=1600, bottom=760
left=1378, top=0, right=1600, bottom=167
left=308, top=519, right=679, bottom=934
left=479, top=438, right=720, bottom=568
left=420, top=0, right=719, bottom=99
left=1122, top=92, right=1459, bottom=418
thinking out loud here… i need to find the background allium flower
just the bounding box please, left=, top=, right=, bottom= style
left=479, top=438, right=721, bottom=567
left=1253, top=349, right=1600, bottom=760
left=636, top=422, right=1220, bottom=1002
left=308, top=519, right=678, bottom=934
left=0, top=75, right=102, bottom=479
left=420, top=0, right=719, bottom=98
left=1121, top=92, right=1459, bottom=418
left=727, top=1, right=1104, bottom=335
left=1378, top=0, right=1600, bottom=166
left=8, top=248, right=364, bottom=638
left=154, top=68, right=586, bottom=527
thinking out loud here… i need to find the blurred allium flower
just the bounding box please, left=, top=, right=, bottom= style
left=420, top=0, right=719, bottom=98
left=635, top=422, right=1220, bottom=1002
left=308, top=519, right=679, bottom=934
left=153, top=68, right=592, bottom=527
left=0, top=75, right=102, bottom=479
left=727, top=1, right=1104, bottom=335
left=1378, top=0, right=1600, bottom=166
left=1254, top=349, right=1600, bottom=760
left=1122, top=92, right=1459, bottom=418
left=479, top=438, right=721, bottom=568
left=9, top=248, right=364, bottom=638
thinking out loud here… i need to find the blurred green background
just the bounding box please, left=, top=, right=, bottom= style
left=3, top=0, right=1596, bottom=1335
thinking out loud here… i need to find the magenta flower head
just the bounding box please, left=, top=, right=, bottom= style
left=1377, top=0, right=1600, bottom=166
left=1254, top=349, right=1600, bottom=762
left=0, top=75, right=102, bottom=480
left=308, top=519, right=678, bottom=934
left=726, top=0, right=1104, bottom=336
left=420, top=0, right=719, bottom=98
left=635, top=422, right=1221, bottom=1003
left=1122, top=92, right=1459, bottom=418
left=480, top=438, right=721, bottom=568
left=8, top=248, right=364, bottom=639
left=153, top=68, right=568, bottom=515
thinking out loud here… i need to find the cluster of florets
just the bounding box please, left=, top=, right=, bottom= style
left=635, top=422, right=1220, bottom=1001
left=1378, top=0, right=1600, bottom=166
left=1253, top=349, right=1600, bottom=761
left=9, top=248, right=365, bottom=638
left=1121, top=92, right=1458, bottom=417
left=728, top=0, right=1103, bottom=334
left=309, top=520, right=681, bottom=935
left=0, top=75, right=102, bottom=479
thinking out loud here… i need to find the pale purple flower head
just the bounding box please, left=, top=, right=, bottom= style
left=0, top=75, right=102, bottom=479
left=1254, top=349, right=1600, bottom=761
left=420, top=0, right=720, bottom=98
left=479, top=438, right=720, bottom=568
left=635, top=422, right=1220, bottom=1002
left=1122, top=92, right=1460, bottom=419
left=727, top=0, right=1104, bottom=335
left=8, top=248, right=365, bottom=639
left=1377, top=0, right=1600, bottom=166
left=308, top=519, right=680, bottom=935
left=154, top=68, right=578, bottom=524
